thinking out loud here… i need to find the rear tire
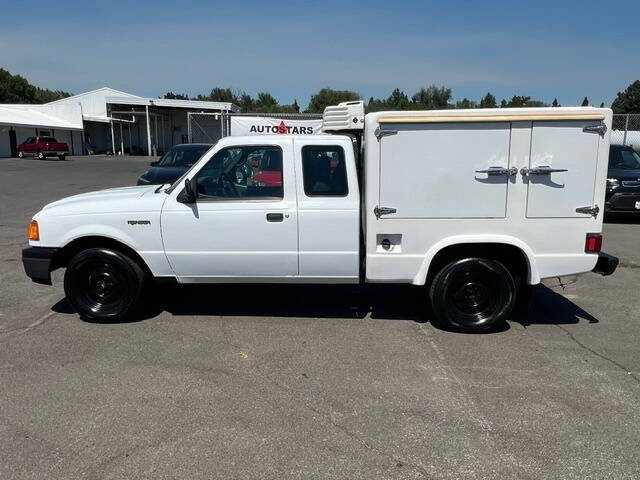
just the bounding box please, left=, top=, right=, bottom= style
left=429, top=257, right=516, bottom=332
left=37, top=151, right=45, bottom=159
left=17, top=150, right=24, bottom=158
left=64, top=248, right=145, bottom=322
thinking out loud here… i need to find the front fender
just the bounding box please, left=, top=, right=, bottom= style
left=412, top=234, right=540, bottom=286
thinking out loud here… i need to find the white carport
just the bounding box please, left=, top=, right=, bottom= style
left=0, top=103, right=83, bottom=157
left=0, top=87, right=240, bottom=158
left=106, top=97, right=239, bottom=155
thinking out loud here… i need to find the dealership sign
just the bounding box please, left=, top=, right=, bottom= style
left=230, top=116, right=322, bottom=136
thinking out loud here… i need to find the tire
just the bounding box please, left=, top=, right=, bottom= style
left=58, top=154, right=66, bottom=161
left=17, top=150, right=24, bottom=158
left=37, top=151, right=45, bottom=159
left=64, top=248, right=145, bottom=322
left=429, top=257, right=516, bottom=332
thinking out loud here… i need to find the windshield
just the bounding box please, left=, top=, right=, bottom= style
left=40, top=137, right=58, bottom=143
left=165, top=144, right=215, bottom=194
left=609, top=148, right=640, bottom=170
left=158, top=146, right=210, bottom=167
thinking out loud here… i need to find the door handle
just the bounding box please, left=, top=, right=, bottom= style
left=266, top=213, right=284, bottom=222
left=520, top=165, right=568, bottom=176
left=475, top=166, right=518, bottom=176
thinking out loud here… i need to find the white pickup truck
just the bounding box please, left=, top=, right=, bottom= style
left=22, top=102, right=618, bottom=331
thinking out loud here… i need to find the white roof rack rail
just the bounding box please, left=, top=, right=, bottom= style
left=322, top=100, right=364, bottom=131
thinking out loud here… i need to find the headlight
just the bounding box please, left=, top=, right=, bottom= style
left=606, top=178, right=619, bottom=190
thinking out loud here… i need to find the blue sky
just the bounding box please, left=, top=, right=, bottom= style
left=1, top=0, right=638, bottom=107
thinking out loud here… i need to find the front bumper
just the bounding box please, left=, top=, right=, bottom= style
left=592, top=252, right=619, bottom=276
left=605, top=192, right=640, bottom=214
left=22, top=247, right=59, bottom=285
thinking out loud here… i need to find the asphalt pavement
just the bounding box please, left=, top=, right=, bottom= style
left=1, top=155, right=639, bottom=479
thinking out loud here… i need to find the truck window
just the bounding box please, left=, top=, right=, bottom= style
left=195, top=145, right=283, bottom=200
left=301, top=145, right=348, bottom=197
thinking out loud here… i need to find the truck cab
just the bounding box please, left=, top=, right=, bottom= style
left=22, top=102, right=619, bottom=332
left=161, top=134, right=360, bottom=282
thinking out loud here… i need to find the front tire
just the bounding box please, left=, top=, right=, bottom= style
left=429, top=258, right=516, bottom=332
left=37, top=151, right=45, bottom=159
left=64, top=248, right=145, bottom=322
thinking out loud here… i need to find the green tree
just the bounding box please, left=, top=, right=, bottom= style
left=306, top=88, right=360, bottom=113
left=235, top=93, right=255, bottom=112
left=387, top=88, right=410, bottom=110
left=479, top=92, right=497, bottom=108
left=412, top=85, right=452, bottom=110
left=196, top=87, right=236, bottom=103
left=0, top=68, right=71, bottom=103
left=455, top=98, right=476, bottom=109
left=501, top=95, right=547, bottom=108
left=611, top=80, right=640, bottom=113
left=164, top=91, right=189, bottom=100
left=581, top=96, right=589, bottom=106
left=552, top=98, right=559, bottom=107
left=254, top=92, right=279, bottom=113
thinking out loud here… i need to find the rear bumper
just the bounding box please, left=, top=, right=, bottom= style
left=42, top=151, right=68, bottom=156
left=22, top=247, right=59, bottom=285
left=592, top=252, right=618, bottom=276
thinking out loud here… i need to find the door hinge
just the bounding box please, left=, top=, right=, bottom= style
left=575, top=204, right=600, bottom=218
left=374, top=206, right=397, bottom=219
left=583, top=123, right=607, bottom=137
left=374, top=127, right=398, bottom=140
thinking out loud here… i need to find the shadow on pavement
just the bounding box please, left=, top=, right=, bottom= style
left=52, top=282, right=600, bottom=332
left=604, top=214, right=640, bottom=225
left=512, top=284, right=599, bottom=327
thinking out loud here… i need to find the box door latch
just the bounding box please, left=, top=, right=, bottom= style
left=575, top=204, right=600, bottom=218
left=582, top=124, right=607, bottom=137
left=374, top=128, right=398, bottom=140
left=374, top=206, right=397, bottom=219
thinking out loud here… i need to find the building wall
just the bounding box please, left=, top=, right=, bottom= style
left=84, top=121, right=110, bottom=154
left=0, top=127, right=10, bottom=157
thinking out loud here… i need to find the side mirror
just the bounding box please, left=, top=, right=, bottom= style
left=149, top=161, right=159, bottom=166
left=177, top=178, right=197, bottom=203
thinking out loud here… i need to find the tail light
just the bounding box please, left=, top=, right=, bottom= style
left=585, top=233, right=602, bottom=253
left=28, top=220, right=40, bottom=241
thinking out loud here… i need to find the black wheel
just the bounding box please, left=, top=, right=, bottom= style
left=64, top=248, right=145, bottom=322
left=17, top=150, right=24, bottom=158
left=429, top=258, right=516, bottom=332
left=58, top=154, right=66, bottom=161
left=37, top=151, right=45, bottom=159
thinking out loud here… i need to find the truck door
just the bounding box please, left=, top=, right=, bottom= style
left=161, top=141, right=299, bottom=280
left=293, top=138, right=360, bottom=281
left=378, top=122, right=512, bottom=218
left=525, top=121, right=601, bottom=218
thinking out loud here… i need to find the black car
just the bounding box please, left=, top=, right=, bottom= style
left=137, top=143, right=212, bottom=185
left=605, top=145, right=640, bottom=215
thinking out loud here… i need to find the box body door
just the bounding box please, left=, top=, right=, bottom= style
left=526, top=121, right=600, bottom=218
left=378, top=122, right=511, bottom=218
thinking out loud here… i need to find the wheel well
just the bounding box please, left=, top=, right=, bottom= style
left=426, top=243, right=529, bottom=286
left=52, top=236, right=152, bottom=276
